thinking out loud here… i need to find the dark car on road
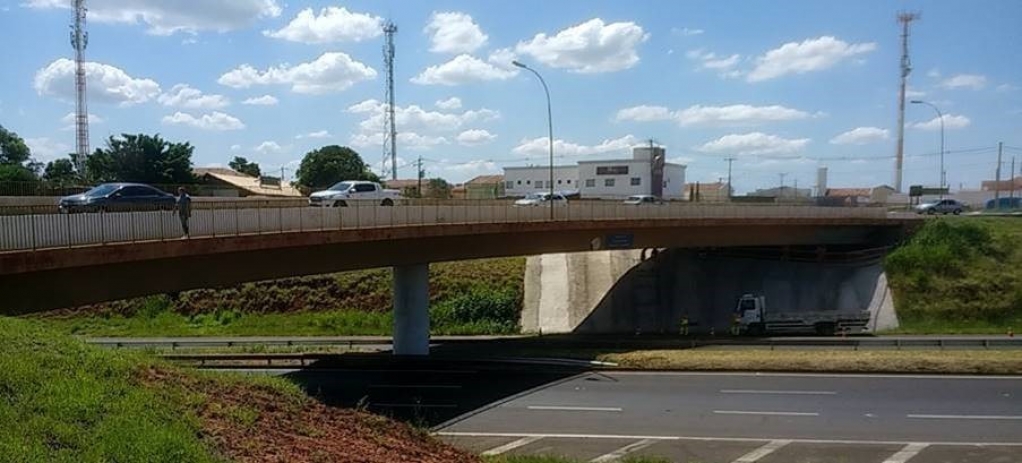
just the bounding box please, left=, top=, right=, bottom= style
left=985, top=197, right=1022, bottom=210
left=59, top=183, right=176, bottom=213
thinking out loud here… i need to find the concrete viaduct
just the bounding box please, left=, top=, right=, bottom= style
left=0, top=203, right=920, bottom=354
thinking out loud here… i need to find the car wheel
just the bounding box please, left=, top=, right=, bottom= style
left=926, top=208, right=936, bottom=215
left=332, top=201, right=347, bottom=208
left=381, top=198, right=394, bottom=206
left=953, top=209, right=962, bottom=215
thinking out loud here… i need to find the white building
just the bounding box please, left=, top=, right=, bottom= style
left=503, top=165, right=579, bottom=197
left=503, top=147, right=686, bottom=200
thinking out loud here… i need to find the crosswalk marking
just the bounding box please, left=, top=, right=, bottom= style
left=589, top=439, right=658, bottom=462
left=480, top=436, right=544, bottom=456
left=732, top=439, right=792, bottom=463
left=882, top=443, right=928, bottom=463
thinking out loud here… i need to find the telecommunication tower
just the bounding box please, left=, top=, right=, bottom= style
left=894, top=11, right=920, bottom=193
left=382, top=22, right=398, bottom=180
left=71, top=0, right=90, bottom=175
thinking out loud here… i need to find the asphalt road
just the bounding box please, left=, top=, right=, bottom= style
left=437, top=371, right=1022, bottom=462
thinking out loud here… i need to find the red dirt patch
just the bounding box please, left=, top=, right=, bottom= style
left=138, top=367, right=478, bottom=463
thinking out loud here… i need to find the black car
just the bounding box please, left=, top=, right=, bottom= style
left=59, top=183, right=177, bottom=213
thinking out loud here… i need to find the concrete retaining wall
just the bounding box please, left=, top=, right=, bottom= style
left=523, top=249, right=899, bottom=335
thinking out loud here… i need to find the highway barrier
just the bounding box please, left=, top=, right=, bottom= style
left=0, top=201, right=896, bottom=252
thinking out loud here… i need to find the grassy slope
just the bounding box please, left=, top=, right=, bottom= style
left=885, top=217, right=1022, bottom=334
left=34, top=258, right=524, bottom=337
left=0, top=317, right=476, bottom=463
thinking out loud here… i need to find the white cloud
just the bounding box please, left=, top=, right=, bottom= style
left=746, top=36, right=876, bottom=82
left=347, top=99, right=500, bottom=133
left=34, top=58, right=160, bottom=106
left=436, top=97, right=462, bottom=110
left=686, top=49, right=741, bottom=76
left=424, top=11, right=488, bottom=54
left=263, top=7, right=381, bottom=44
left=296, top=130, right=331, bottom=139
left=24, top=137, right=70, bottom=162
left=939, top=74, right=987, bottom=90
left=255, top=141, right=282, bottom=153
left=60, top=112, right=105, bottom=130
left=161, top=111, right=245, bottom=131
left=456, top=129, right=497, bottom=146
left=512, top=135, right=640, bottom=158
left=911, top=114, right=971, bottom=131
left=350, top=132, right=449, bottom=151
left=906, top=87, right=926, bottom=98
left=829, top=127, right=889, bottom=145
left=674, top=27, right=704, bottom=36
left=615, top=104, right=811, bottom=126
left=230, top=144, right=242, bottom=151
left=487, top=48, right=519, bottom=70
left=218, top=52, right=376, bottom=94
left=157, top=84, right=229, bottom=109
left=927, top=68, right=942, bottom=79
left=515, top=18, right=649, bottom=73
left=615, top=105, right=673, bottom=122
left=696, top=132, right=810, bottom=155
left=242, top=95, right=278, bottom=106
left=997, top=83, right=1018, bottom=92
left=411, top=54, right=517, bottom=86
left=24, top=0, right=281, bottom=35
left=675, top=104, right=810, bottom=126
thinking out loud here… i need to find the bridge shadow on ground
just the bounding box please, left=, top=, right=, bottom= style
left=283, top=344, right=594, bottom=428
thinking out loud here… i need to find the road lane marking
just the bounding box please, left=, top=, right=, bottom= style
left=611, top=371, right=1022, bottom=380
left=714, top=410, right=819, bottom=417
left=527, top=406, right=623, bottom=412
left=373, top=403, right=459, bottom=408
left=435, top=432, right=1022, bottom=447
left=480, top=436, right=543, bottom=456
left=720, top=389, right=837, bottom=395
left=882, top=443, right=928, bottom=463
left=907, top=414, right=1022, bottom=420
left=731, top=440, right=791, bottom=462
left=589, top=439, right=658, bottom=462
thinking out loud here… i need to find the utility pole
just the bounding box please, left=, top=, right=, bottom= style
left=995, top=142, right=1003, bottom=205
left=725, top=157, right=735, bottom=200
left=779, top=172, right=787, bottom=197
left=894, top=12, right=920, bottom=193
left=382, top=21, right=398, bottom=181
left=71, top=0, right=90, bottom=177
left=415, top=156, right=424, bottom=197
left=1011, top=156, right=1016, bottom=202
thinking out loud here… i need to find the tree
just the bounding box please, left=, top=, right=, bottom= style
left=86, top=133, right=195, bottom=184
left=43, top=158, right=78, bottom=185
left=425, top=178, right=452, bottom=199
left=295, top=145, right=378, bottom=190
left=0, top=125, right=31, bottom=166
left=0, top=164, right=38, bottom=183
left=228, top=156, right=261, bottom=177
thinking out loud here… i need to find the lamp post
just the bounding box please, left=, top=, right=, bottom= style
left=911, top=100, right=945, bottom=197
left=513, top=60, right=555, bottom=220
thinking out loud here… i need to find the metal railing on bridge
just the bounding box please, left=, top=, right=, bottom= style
left=0, top=201, right=894, bottom=252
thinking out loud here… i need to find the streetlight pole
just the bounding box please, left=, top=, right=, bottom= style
left=513, top=60, right=555, bottom=220
left=911, top=100, right=945, bottom=197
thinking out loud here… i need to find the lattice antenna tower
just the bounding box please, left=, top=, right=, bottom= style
left=894, top=11, right=920, bottom=192
left=71, top=0, right=90, bottom=176
left=382, top=21, right=398, bottom=180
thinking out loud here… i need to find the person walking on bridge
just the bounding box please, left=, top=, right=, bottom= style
left=176, top=187, right=192, bottom=238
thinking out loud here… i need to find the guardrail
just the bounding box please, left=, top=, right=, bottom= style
left=86, top=335, right=1022, bottom=351
left=0, top=201, right=896, bottom=252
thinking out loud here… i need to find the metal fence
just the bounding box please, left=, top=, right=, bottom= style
left=0, top=201, right=893, bottom=252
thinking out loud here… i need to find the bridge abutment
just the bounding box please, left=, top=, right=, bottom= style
left=392, top=263, right=430, bottom=356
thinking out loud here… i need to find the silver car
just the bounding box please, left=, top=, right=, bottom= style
left=623, top=195, right=665, bottom=206
left=915, top=199, right=964, bottom=215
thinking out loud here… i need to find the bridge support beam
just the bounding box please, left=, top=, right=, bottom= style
left=392, top=263, right=430, bottom=356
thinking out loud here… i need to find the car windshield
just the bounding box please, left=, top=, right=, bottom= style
left=523, top=193, right=547, bottom=200
left=626, top=196, right=643, bottom=202
left=327, top=182, right=352, bottom=191
left=82, top=184, right=119, bottom=197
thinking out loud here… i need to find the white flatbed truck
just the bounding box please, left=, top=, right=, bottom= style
left=733, top=293, right=871, bottom=336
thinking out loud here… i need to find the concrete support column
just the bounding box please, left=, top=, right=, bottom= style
left=393, top=263, right=430, bottom=356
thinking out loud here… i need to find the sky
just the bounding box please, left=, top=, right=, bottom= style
left=1, top=0, right=1021, bottom=193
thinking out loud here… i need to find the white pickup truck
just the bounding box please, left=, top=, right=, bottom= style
left=308, top=181, right=401, bottom=207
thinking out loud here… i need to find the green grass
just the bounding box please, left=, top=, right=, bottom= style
left=885, top=217, right=1022, bottom=334
left=0, top=317, right=222, bottom=463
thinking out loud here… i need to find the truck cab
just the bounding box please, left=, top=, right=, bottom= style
left=734, top=294, right=767, bottom=335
